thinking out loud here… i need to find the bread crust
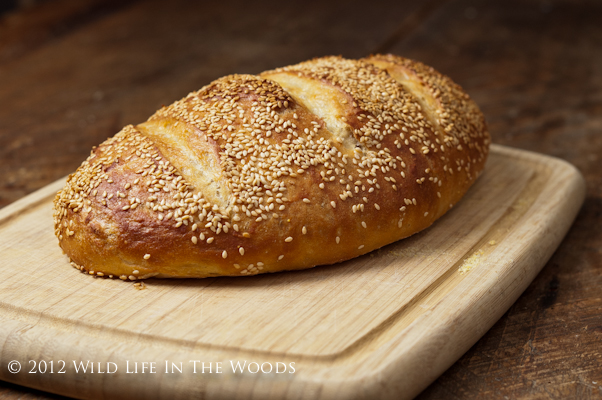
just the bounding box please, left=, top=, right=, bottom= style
left=53, top=55, right=490, bottom=280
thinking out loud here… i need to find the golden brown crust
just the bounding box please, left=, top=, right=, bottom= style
left=53, top=55, right=490, bottom=280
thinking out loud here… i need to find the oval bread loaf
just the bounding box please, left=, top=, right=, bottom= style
left=53, top=55, right=490, bottom=280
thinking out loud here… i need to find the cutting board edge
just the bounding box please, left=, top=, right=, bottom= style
left=0, top=146, right=587, bottom=400
left=0, top=177, right=65, bottom=226
left=350, top=144, right=587, bottom=399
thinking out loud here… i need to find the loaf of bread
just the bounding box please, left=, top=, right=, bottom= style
left=53, top=55, right=490, bottom=280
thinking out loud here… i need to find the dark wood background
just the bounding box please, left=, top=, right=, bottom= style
left=1, top=0, right=601, bottom=398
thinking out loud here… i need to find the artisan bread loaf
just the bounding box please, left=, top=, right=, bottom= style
left=53, top=55, right=490, bottom=280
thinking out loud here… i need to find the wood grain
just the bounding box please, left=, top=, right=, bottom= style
left=0, top=0, right=138, bottom=65
left=0, top=0, right=426, bottom=209
left=0, top=146, right=585, bottom=399
left=1, top=0, right=601, bottom=398
left=385, top=0, right=602, bottom=398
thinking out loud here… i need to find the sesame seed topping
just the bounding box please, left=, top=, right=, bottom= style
left=53, top=55, right=488, bottom=279
left=143, top=254, right=151, bottom=260
left=285, top=236, right=293, bottom=242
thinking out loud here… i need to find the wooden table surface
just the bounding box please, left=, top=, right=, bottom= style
left=0, top=0, right=600, bottom=398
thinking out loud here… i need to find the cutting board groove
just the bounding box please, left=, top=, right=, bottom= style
left=0, top=145, right=585, bottom=399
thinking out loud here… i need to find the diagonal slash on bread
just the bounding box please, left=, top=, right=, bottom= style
left=53, top=55, right=490, bottom=280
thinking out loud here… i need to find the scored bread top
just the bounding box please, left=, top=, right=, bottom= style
left=53, top=55, right=490, bottom=280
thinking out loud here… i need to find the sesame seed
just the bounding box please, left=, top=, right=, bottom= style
left=222, top=250, right=228, bottom=259
left=330, top=201, right=337, bottom=208
left=285, top=236, right=293, bottom=242
left=239, top=247, right=245, bottom=255
left=192, top=236, right=198, bottom=244
left=143, top=254, right=151, bottom=260
left=302, top=226, right=307, bottom=234
left=361, top=221, right=367, bottom=228
left=53, top=56, right=489, bottom=278
left=336, top=236, right=340, bottom=244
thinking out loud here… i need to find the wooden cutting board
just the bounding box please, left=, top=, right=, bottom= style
left=0, top=145, right=585, bottom=400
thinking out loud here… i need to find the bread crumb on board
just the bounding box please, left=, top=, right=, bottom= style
left=459, top=250, right=484, bottom=274
left=133, top=282, right=147, bottom=290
